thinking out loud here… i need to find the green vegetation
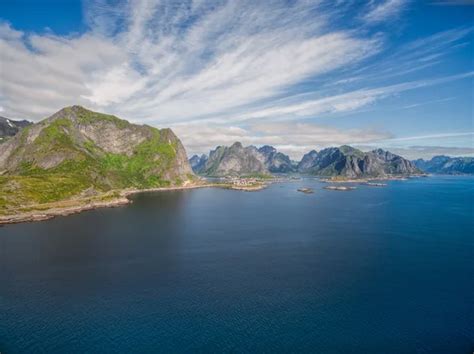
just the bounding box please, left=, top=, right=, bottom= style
left=339, top=145, right=365, bottom=159
left=98, top=129, right=177, bottom=188
left=241, top=173, right=273, bottom=179
left=72, top=106, right=131, bottom=129
left=0, top=106, right=189, bottom=216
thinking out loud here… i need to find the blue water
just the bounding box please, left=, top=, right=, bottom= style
left=1, top=176, right=473, bottom=353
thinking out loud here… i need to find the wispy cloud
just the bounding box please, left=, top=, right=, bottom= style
left=0, top=0, right=471, bottom=158
left=175, top=121, right=391, bottom=159
left=385, top=131, right=474, bottom=142
left=379, top=146, right=474, bottom=160
left=362, top=0, right=409, bottom=24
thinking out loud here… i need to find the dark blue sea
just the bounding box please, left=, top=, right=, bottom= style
left=1, top=176, right=473, bottom=353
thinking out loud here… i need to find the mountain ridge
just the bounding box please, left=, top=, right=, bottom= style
left=190, top=143, right=420, bottom=178
left=413, top=155, right=474, bottom=174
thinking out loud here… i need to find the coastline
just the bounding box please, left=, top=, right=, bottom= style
left=0, top=174, right=426, bottom=226
left=0, top=182, right=268, bottom=226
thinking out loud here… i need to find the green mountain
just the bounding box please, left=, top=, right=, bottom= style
left=0, top=106, right=193, bottom=214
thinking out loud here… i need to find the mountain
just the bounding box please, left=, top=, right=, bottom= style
left=0, top=116, right=32, bottom=139
left=189, top=154, right=208, bottom=174
left=298, top=145, right=420, bottom=178
left=297, top=150, right=318, bottom=172
left=258, top=145, right=294, bottom=173
left=199, top=142, right=267, bottom=176
left=413, top=156, right=474, bottom=174
left=192, top=142, right=294, bottom=176
left=0, top=106, right=193, bottom=213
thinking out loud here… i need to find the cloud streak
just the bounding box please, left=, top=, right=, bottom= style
left=0, top=0, right=471, bottom=158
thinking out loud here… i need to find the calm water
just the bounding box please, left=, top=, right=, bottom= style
left=1, top=176, right=473, bottom=353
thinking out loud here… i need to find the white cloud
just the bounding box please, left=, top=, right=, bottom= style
left=374, top=146, right=474, bottom=160
left=0, top=1, right=381, bottom=121
left=0, top=0, right=471, bottom=158
left=175, top=121, right=391, bottom=159
left=363, top=0, right=408, bottom=24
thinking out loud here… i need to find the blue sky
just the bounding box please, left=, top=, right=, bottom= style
left=0, top=0, right=472, bottom=159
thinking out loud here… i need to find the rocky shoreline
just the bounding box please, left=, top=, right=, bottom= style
left=0, top=182, right=269, bottom=226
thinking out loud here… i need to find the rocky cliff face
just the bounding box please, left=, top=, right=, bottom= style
left=0, top=106, right=193, bottom=191
left=414, top=156, right=474, bottom=174
left=193, top=142, right=294, bottom=176
left=189, top=154, right=208, bottom=174
left=258, top=145, right=294, bottom=173
left=0, top=116, right=32, bottom=139
left=298, top=145, right=420, bottom=178
left=201, top=142, right=267, bottom=176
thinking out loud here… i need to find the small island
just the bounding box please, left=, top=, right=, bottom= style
left=324, top=185, right=356, bottom=191
left=365, top=182, right=387, bottom=187
left=297, top=188, right=314, bottom=194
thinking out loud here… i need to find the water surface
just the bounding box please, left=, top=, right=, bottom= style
left=1, top=176, right=473, bottom=353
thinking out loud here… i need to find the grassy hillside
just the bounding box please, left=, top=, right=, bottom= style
left=0, top=106, right=194, bottom=215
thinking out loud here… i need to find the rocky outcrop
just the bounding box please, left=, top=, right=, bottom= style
left=0, top=116, right=32, bottom=139
left=414, top=156, right=474, bottom=174
left=298, top=145, right=420, bottom=178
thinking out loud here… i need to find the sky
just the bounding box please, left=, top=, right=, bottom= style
left=0, top=0, right=472, bottom=160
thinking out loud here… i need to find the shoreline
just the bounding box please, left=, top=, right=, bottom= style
left=319, top=174, right=427, bottom=183
left=0, top=174, right=426, bottom=226
left=0, top=182, right=268, bottom=226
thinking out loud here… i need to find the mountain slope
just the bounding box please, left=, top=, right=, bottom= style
left=298, top=146, right=420, bottom=178
left=0, top=116, right=32, bottom=140
left=193, top=143, right=294, bottom=176
left=0, top=106, right=193, bottom=213
left=414, top=156, right=474, bottom=174
left=201, top=142, right=267, bottom=176
left=189, top=154, right=208, bottom=174
left=258, top=145, right=294, bottom=173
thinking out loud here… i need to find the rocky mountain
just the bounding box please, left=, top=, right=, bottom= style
left=199, top=142, right=267, bottom=176
left=298, top=145, right=420, bottom=178
left=191, top=142, right=294, bottom=176
left=0, top=106, right=193, bottom=211
left=413, top=156, right=474, bottom=174
left=297, top=150, right=318, bottom=172
left=0, top=116, right=32, bottom=139
left=258, top=145, right=294, bottom=173
left=189, top=154, right=208, bottom=174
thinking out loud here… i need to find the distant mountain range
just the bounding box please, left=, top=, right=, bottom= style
left=413, top=156, right=474, bottom=174
left=190, top=143, right=420, bottom=178
left=0, top=116, right=32, bottom=139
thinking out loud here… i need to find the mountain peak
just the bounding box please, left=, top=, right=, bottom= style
left=230, top=141, right=243, bottom=149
